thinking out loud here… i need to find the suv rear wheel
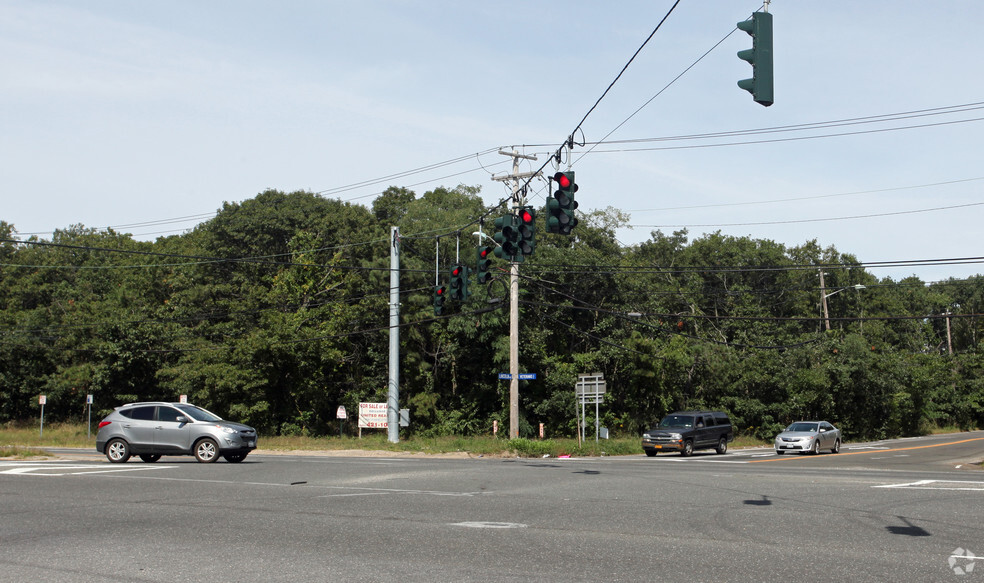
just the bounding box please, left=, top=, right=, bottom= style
left=106, top=439, right=130, bottom=463
left=715, top=437, right=728, bottom=455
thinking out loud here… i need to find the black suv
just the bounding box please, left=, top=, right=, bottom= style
left=641, top=411, right=733, bottom=457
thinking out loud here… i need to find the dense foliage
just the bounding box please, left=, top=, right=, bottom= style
left=3, top=187, right=983, bottom=440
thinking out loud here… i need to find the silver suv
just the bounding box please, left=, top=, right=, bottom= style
left=95, top=402, right=257, bottom=463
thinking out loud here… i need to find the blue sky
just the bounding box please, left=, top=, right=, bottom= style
left=3, top=1, right=983, bottom=282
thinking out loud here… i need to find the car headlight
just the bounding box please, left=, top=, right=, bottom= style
left=215, top=425, right=237, bottom=434
left=668, top=433, right=682, bottom=440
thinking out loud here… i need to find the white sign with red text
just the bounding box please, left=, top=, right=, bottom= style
left=358, top=402, right=388, bottom=428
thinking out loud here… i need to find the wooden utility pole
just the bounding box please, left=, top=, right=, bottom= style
left=492, top=150, right=537, bottom=439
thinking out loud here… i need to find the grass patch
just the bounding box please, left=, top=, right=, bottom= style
left=259, top=434, right=646, bottom=457
left=0, top=445, right=56, bottom=459
left=0, top=422, right=772, bottom=458
left=0, top=421, right=96, bottom=448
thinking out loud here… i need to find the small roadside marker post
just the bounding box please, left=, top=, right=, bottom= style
left=39, top=394, right=46, bottom=437
left=86, top=394, right=93, bottom=438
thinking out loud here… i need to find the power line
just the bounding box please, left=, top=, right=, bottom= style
left=632, top=201, right=984, bottom=228
left=625, top=176, right=984, bottom=213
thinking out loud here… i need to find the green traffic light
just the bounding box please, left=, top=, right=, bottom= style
left=736, top=11, right=773, bottom=107
left=548, top=172, right=579, bottom=235
left=433, top=285, right=446, bottom=316
left=476, top=246, right=493, bottom=284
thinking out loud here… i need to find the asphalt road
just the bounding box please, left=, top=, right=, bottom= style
left=3, top=433, right=984, bottom=582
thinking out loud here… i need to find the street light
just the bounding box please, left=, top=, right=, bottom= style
left=821, top=284, right=866, bottom=331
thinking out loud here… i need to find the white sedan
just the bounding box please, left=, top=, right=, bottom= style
left=774, top=421, right=841, bottom=455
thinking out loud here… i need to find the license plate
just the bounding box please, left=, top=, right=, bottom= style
left=653, top=445, right=662, bottom=449
left=782, top=445, right=794, bottom=449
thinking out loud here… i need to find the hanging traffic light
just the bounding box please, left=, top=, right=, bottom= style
left=493, top=213, right=523, bottom=262
left=433, top=285, right=446, bottom=316
left=449, top=264, right=470, bottom=301
left=518, top=206, right=535, bottom=256
left=547, top=172, right=579, bottom=235
left=737, top=11, right=774, bottom=107
left=476, top=245, right=493, bottom=284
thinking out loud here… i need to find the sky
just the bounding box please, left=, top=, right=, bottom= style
left=3, top=1, right=984, bottom=283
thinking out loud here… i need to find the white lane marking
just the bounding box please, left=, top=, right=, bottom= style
left=875, top=480, right=984, bottom=491
left=321, top=492, right=394, bottom=498
left=0, top=464, right=176, bottom=476
left=318, top=486, right=488, bottom=498
left=451, top=522, right=527, bottom=529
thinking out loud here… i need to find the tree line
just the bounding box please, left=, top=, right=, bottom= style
left=2, top=186, right=983, bottom=441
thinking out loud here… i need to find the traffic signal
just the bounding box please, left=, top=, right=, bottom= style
left=547, top=172, right=579, bottom=235
left=493, top=213, right=523, bottom=262
left=476, top=246, right=493, bottom=283
left=433, top=285, right=446, bottom=316
left=518, top=206, right=535, bottom=256
left=449, top=264, right=470, bottom=301
left=737, top=11, right=774, bottom=107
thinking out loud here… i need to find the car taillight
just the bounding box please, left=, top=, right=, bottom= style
left=98, top=421, right=112, bottom=429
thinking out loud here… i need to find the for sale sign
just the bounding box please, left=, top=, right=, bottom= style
left=358, top=402, right=387, bottom=428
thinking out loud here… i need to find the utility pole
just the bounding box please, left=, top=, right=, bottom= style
left=819, top=270, right=831, bottom=331
left=945, top=311, right=953, bottom=355
left=492, top=149, right=538, bottom=439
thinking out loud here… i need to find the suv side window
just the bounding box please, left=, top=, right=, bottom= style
left=122, top=406, right=155, bottom=421
left=157, top=407, right=184, bottom=423
left=703, top=415, right=715, bottom=427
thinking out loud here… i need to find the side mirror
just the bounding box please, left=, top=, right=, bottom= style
left=176, top=416, right=190, bottom=424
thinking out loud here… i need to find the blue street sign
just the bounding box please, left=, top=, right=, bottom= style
left=498, top=373, right=511, bottom=379
left=518, top=373, right=537, bottom=380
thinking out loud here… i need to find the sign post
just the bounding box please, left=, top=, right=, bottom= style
left=87, top=394, right=93, bottom=439
left=39, top=395, right=46, bottom=437
left=576, top=373, right=606, bottom=444
left=336, top=405, right=347, bottom=437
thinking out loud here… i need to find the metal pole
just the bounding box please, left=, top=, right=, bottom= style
left=387, top=226, right=401, bottom=443
left=595, top=398, right=600, bottom=444
left=509, top=260, right=519, bottom=439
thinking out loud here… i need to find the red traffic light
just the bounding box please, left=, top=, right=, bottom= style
left=554, top=172, right=571, bottom=189
left=520, top=208, right=534, bottom=224
left=480, top=247, right=490, bottom=259
left=451, top=266, right=461, bottom=277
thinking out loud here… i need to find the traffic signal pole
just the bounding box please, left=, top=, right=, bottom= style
left=492, top=149, right=538, bottom=439
left=388, top=226, right=400, bottom=443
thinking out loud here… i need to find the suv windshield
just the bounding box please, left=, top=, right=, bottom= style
left=659, top=415, right=694, bottom=429
left=175, top=404, right=222, bottom=422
